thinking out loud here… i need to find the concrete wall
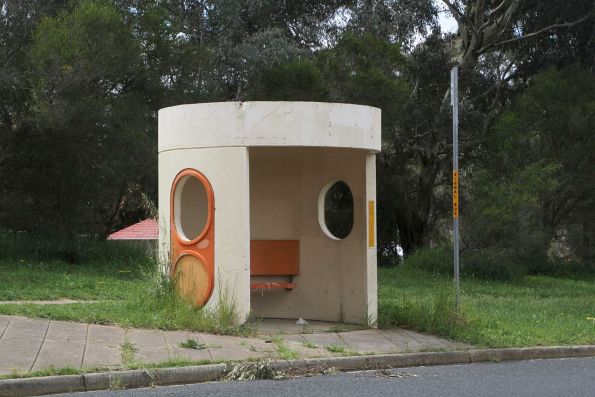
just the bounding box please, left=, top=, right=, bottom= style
left=158, top=102, right=380, bottom=325
left=158, top=147, right=251, bottom=322
left=249, top=147, right=376, bottom=324
left=365, top=153, right=378, bottom=325
left=159, top=102, right=381, bottom=153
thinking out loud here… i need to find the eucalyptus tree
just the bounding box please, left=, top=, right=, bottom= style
left=440, top=0, right=594, bottom=263
left=1, top=0, right=356, bottom=235
left=440, top=0, right=592, bottom=68
left=1, top=1, right=151, bottom=236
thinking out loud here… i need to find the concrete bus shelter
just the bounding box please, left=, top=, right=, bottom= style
left=158, top=102, right=381, bottom=325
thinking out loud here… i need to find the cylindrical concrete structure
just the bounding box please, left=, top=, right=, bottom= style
left=159, top=102, right=381, bottom=324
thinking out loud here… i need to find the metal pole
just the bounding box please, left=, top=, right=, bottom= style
left=450, top=66, right=460, bottom=311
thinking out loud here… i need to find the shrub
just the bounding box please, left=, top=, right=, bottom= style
left=0, top=231, right=152, bottom=266
left=527, top=257, right=595, bottom=278
left=518, top=239, right=595, bottom=278
left=406, top=245, right=527, bottom=281
left=462, top=249, right=526, bottom=281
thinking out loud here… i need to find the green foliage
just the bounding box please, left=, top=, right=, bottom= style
left=29, top=1, right=139, bottom=92
left=324, top=344, right=345, bottom=353
left=0, top=236, right=155, bottom=302
left=464, top=164, right=557, bottom=250
left=321, top=32, right=408, bottom=131
left=0, top=235, right=252, bottom=336
left=379, top=263, right=464, bottom=341
left=317, top=32, right=421, bottom=257
left=271, top=336, right=298, bottom=360
left=179, top=338, right=205, bottom=350
left=0, top=359, right=220, bottom=380
left=375, top=34, right=457, bottom=257
left=406, top=244, right=593, bottom=281
left=467, top=65, right=595, bottom=266
left=526, top=258, right=595, bottom=279
left=379, top=281, right=463, bottom=338
left=120, top=340, right=139, bottom=366
left=404, top=245, right=452, bottom=275
left=0, top=0, right=357, bottom=236
left=248, top=58, right=327, bottom=101
left=1, top=1, right=153, bottom=236
left=0, top=0, right=592, bottom=264
left=2, top=365, right=85, bottom=380
left=406, top=245, right=526, bottom=281
left=462, top=249, right=526, bottom=282
left=0, top=231, right=152, bottom=265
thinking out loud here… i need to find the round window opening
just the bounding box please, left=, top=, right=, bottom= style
left=319, top=180, right=354, bottom=240
left=174, top=174, right=209, bottom=242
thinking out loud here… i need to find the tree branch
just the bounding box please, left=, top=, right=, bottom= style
left=440, top=0, right=464, bottom=22
left=474, top=0, right=487, bottom=29
left=483, top=14, right=592, bottom=51
left=481, top=0, right=520, bottom=47
left=479, top=0, right=514, bottom=31
left=488, top=0, right=511, bottom=18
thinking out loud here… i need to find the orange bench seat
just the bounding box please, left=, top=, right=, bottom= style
left=250, top=240, right=299, bottom=290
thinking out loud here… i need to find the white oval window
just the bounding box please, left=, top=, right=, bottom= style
left=318, top=180, right=354, bottom=240
left=173, top=175, right=209, bottom=242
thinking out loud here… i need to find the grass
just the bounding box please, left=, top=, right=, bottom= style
left=0, top=359, right=220, bottom=381
left=271, top=336, right=298, bottom=360
left=1, top=234, right=594, bottom=348
left=179, top=338, right=206, bottom=350
left=120, top=340, right=138, bottom=367
left=324, top=344, right=345, bottom=353
left=378, top=264, right=595, bottom=348
left=0, top=259, right=148, bottom=301
left=0, top=267, right=253, bottom=335
left=1, top=365, right=90, bottom=380
left=0, top=236, right=253, bottom=336
left=124, top=357, right=217, bottom=370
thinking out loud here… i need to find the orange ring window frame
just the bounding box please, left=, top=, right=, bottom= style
left=170, top=168, right=215, bottom=307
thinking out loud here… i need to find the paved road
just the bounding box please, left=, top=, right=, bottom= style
left=50, top=357, right=595, bottom=397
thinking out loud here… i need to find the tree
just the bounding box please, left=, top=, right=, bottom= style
left=1, top=1, right=152, bottom=236
left=345, top=0, right=439, bottom=50
left=318, top=33, right=413, bottom=257
left=0, top=0, right=68, bottom=155
left=440, top=0, right=593, bottom=68
left=465, top=66, right=595, bottom=263
left=1, top=0, right=358, bottom=235
left=247, top=58, right=328, bottom=101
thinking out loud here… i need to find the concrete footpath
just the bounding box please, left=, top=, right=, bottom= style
left=1, top=315, right=594, bottom=397
left=0, top=315, right=470, bottom=376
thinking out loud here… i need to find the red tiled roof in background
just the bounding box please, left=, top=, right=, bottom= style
left=107, top=219, right=159, bottom=240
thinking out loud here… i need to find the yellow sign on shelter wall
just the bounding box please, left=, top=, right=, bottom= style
left=368, top=200, right=375, bottom=248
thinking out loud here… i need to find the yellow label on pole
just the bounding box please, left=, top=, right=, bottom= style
left=453, top=170, right=459, bottom=219
left=368, top=200, right=375, bottom=248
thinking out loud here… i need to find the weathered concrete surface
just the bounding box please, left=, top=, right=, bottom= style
left=0, top=315, right=471, bottom=376
left=2, top=315, right=595, bottom=397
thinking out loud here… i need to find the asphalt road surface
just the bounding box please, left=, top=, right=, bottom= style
left=51, top=357, right=595, bottom=397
